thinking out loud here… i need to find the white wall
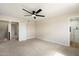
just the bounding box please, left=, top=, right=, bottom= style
left=19, top=20, right=36, bottom=41
left=36, top=16, right=69, bottom=46
left=19, top=22, right=27, bottom=41
left=36, top=13, right=79, bottom=46
left=27, top=21, right=35, bottom=39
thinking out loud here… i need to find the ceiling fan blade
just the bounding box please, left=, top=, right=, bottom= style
left=36, top=15, right=45, bottom=17
left=36, top=9, right=42, bottom=14
left=22, top=8, right=32, bottom=14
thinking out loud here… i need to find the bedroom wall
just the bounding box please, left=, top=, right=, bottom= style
left=17, top=20, right=36, bottom=41
left=19, top=22, right=27, bottom=41
left=27, top=20, right=36, bottom=39
left=36, top=13, right=79, bottom=46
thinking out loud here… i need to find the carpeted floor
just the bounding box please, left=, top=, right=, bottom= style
left=0, top=39, right=79, bottom=56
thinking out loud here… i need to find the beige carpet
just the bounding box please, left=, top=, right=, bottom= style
left=0, top=39, right=79, bottom=56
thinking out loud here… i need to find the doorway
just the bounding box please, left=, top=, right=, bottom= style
left=11, top=22, right=19, bottom=40
left=70, top=17, right=79, bottom=48
left=0, top=21, right=19, bottom=44
left=0, top=21, right=8, bottom=42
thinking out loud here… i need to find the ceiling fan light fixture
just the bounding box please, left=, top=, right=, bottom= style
left=32, top=15, right=36, bottom=17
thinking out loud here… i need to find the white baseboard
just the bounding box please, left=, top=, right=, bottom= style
left=37, top=37, right=69, bottom=46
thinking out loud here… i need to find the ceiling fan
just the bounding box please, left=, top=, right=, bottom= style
left=22, top=8, right=45, bottom=19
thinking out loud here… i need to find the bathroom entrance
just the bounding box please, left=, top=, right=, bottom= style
left=70, top=17, right=79, bottom=48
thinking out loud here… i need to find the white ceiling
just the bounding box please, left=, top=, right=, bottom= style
left=0, top=3, right=79, bottom=20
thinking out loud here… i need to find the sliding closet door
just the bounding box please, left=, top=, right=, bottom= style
left=0, top=21, right=8, bottom=40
